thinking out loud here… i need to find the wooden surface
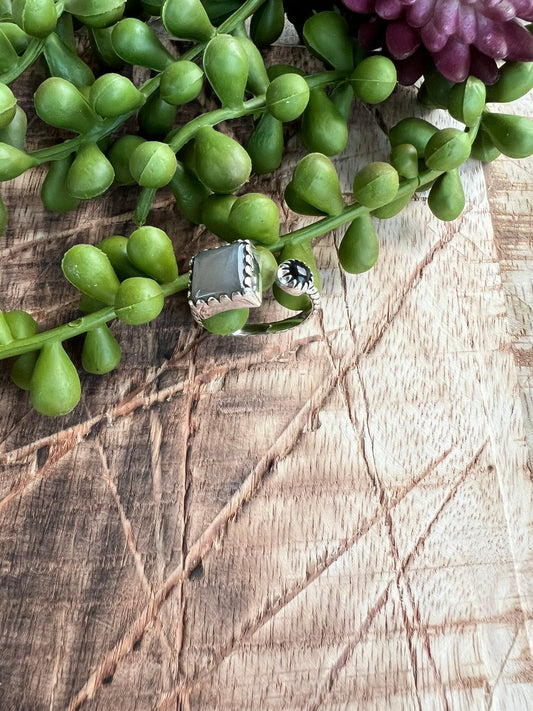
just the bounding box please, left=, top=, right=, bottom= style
left=1, top=51, right=533, bottom=711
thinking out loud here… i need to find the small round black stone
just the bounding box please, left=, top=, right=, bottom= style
left=287, top=260, right=312, bottom=285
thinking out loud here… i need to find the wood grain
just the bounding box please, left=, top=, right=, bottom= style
left=1, top=45, right=533, bottom=711
left=484, top=92, right=533, bottom=458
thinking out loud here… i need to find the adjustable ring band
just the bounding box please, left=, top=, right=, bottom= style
left=188, top=240, right=321, bottom=335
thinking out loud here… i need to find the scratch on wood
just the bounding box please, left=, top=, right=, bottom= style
left=155, top=508, right=395, bottom=710
left=308, top=582, right=394, bottom=711
left=363, top=102, right=390, bottom=136
left=486, top=626, right=520, bottom=711
left=175, top=354, right=201, bottom=674
left=356, top=360, right=490, bottom=711
left=0, top=422, right=97, bottom=513
left=0, top=333, right=209, bottom=507
left=150, top=410, right=165, bottom=587
left=48, top=607, right=68, bottom=711
left=155, top=441, right=489, bottom=708
left=63, top=234, right=476, bottom=709
left=64, top=363, right=342, bottom=709
left=363, top=229, right=456, bottom=356
left=94, top=433, right=154, bottom=598
left=354, top=360, right=425, bottom=711
left=337, top=266, right=360, bottom=350
left=310, top=441, right=489, bottom=711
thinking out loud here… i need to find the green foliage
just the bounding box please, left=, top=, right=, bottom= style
left=290, top=152, right=345, bottom=216
left=128, top=140, right=177, bottom=188
left=228, top=192, right=280, bottom=245
left=194, top=125, right=251, bottom=194
left=114, top=277, right=164, bottom=324
left=160, top=61, right=204, bottom=106
left=12, top=0, right=57, bottom=38
left=0, top=0, right=531, bottom=415
left=0, top=82, right=17, bottom=129
left=300, top=88, right=348, bottom=156
left=66, top=142, right=115, bottom=199
left=161, top=0, right=215, bottom=41
left=82, top=325, right=121, bottom=374
left=111, top=17, right=174, bottom=70
left=302, top=11, right=354, bottom=72
left=41, top=155, right=81, bottom=213
left=89, top=73, right=145, bottom=118
left=203, top=34, right=249, bottom=109
left=389, top=117, right=438, bottom=157
left=352, top=162, right=399, bottom=210
left=34, top=77, right=98, bottom=133
left=250, top=0, right=284, bottom=47
left=245, top=111, right=284, bottom=175
left=202, top=308, right=249, bottom=334
left=30, top=341, right=81, bottom=416
left=43, top=32, right=96, bottom=88
left=428, top=170, right=465, bottom=221
left=62, top=243, right=121, bottom=304
left=338, top=213, right=378, bottom=274
left=447, top=77, right=486, bottom=126
left=265, top=73, right=310, bottom=122
left=126, top=226, right=179, bottom=282
left=481, top=112, right=533, bottom=159
left=424, top=128, right=471, bottom=171
left=65, top=0, right=126, bottom=28
left=350, top=56, right=396, bottom=104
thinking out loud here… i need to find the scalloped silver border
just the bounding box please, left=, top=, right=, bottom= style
left=188, top=240, right=262, bottom=324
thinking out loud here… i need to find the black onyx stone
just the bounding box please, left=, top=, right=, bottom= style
left=287, top=260, right=312, bottom=285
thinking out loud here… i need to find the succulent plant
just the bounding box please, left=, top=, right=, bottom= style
left=341, top=0, right=533, bottom=83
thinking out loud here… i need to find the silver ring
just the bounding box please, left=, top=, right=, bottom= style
left=188, top=240, right=321, bottom=335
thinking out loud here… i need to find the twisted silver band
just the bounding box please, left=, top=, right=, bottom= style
left=233, top=258, right=321, bottom=335
left=188, top=240, right=321, bottom=335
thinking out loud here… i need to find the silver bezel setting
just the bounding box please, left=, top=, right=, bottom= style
left=188, top=240, right=262, bottom=324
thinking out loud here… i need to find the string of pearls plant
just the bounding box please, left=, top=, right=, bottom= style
left=1, top=0, right=533, bottom=415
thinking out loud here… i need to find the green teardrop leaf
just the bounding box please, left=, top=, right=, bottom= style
left=161, top=0, right=215, bottom=41
left=127, top=225, right=178, bottom=283
left=194, top=126, right=251, bottom=194
left=114, top=277, right=164, bottom=325
left=97, top=235, right=145, bottom=280
left=481, top=112, right=533, bottom=159
left=291, top=152, right=345, bottom=216
left=62, top=243, right=120, bottom=304
left=428, top=169, right=465, bottom=221
left=82, top=325, right=122, bottom=374
left=245, top=112, right=284, bottom=175
left=352, top=162, right=399, bottom=209
left=228, top=193, right=280, bottom=245
left=300, top=88, right=348, bottom=157
left=30, top=341, right=81, bottom=416
left=303, top=11, right=354, bottom=72
left=338, top=213, right=379, bottom=273
left=41, top=155, right=81, bottom=213
left=203, top=34, right=249, bottom=109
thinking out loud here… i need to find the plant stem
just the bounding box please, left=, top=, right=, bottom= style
left=0, top=2, right=65, bottom=84
left=26, top=0, right=269, bottom=165
left=0, top=38, right=46, bottom=85
left=167, top=70, right=346, bottom=155
left=0, top=63, right=486, bottom=360
left=134, top=69, right=349, bottom=224
left=0, top=164, right=449, bottom=361
left=267, top=168, right=442, bottom=252
left=0, top=274, right=190, bottom=360
left=267, top=118, right=483, bottom=253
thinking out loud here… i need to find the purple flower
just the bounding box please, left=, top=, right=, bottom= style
left=342, top=0, right=533, bottom=84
